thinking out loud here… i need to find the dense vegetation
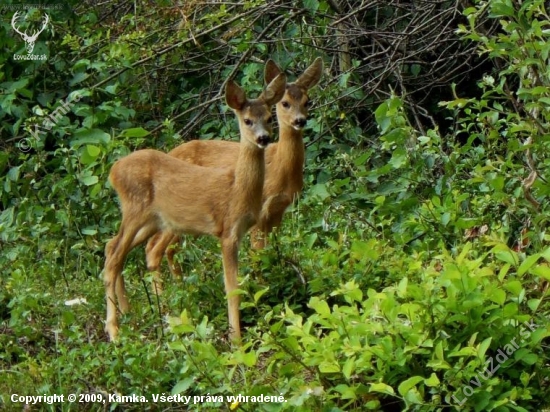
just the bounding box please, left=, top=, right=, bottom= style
left=1, top=0, right=550, bottom=410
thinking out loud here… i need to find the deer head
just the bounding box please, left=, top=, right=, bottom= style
left=265, top=57, right=323, bottom=132
left=11, top=11, right=49, bottom=54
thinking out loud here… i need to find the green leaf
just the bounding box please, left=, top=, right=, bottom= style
left=424, top=373, right=440, bottom=387
left=440, top=98, right=469, bottom=109
left=86, top=144, right=101, bottom=157
left=435, top=341, right=445, bottom=360
left=490, top=175, right=504, bottom=191
left=309, top=183, right=330, bottom=201
left=398, top=376, right=424, bottom=396
left=80, top=175, right=98, bottom=186
left=171, top=377, right=194, bottom=395
left=71, top=128, right=111, bottom=147
left=490, top=289, right=506, bottom=306
left=541, top=247, right=550, bottom=262
left=411, top=64, right=421, bottom=76
left=374, top=102, right=389, bottom=132
left=309, top=297, right=330, bottom=317
left=72, top=59, right=91, bottom=71
left=168, top=341, right=187, bottom=351
left=404, top=389, right=423, bottom=405
left=331, top=280, right=363, bottom=302
left=520, top=371, right=531, bottom=387
left=342, top=357, right=355, bottom=380
left=303, top=0, right=319, bottom=13
left=530, top=264, right=550, bottom=280
left=448, top=347, right=477, bottom=357
left=69, top=72, right=89, bottom=87
left=304, top=233, right=317, bottom=248
left=502, top=302, right=518, bottom=318
left=490, top=0, right=515, bottom=17
left=7, top=167, right=20, bottom=182
left=253, top=287, right=269, bottom=304
left=369, top=383, right=395, bottom=396
left=105, top=84, right=118, bottom=94
left=2, top=78, right=29, bottom=93
left=473, top=392, right=491, bottom=412
left=519, top=353, right=538, bottom=365
left=478, top=337, right=492, bottom=358
left=518, top=253, right=540, bottom=276
left=120, top=127, right=150, bottom=138
left=334, top=384, right=356, bottom=400
left=397, top=277, right=408, bottom=298
left=426, top=360, right=451, bottom=369
left=351, top=239, right=380, bottom=261
left=319, top=361, right=340, bottom=373
left=242, top=351, right=256, bottom=367
left=504, top=280, right=523, bottom=296
left=80, top=144, right=101, bottom=165
left=493, top=247, right=519, bottom=266
left=388, top=147, right=407, bottom=169
left=527, top=299, right=541, bottom=312
left=530, top=327, right=548, bottom=344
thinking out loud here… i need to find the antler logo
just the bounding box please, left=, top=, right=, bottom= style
left=11, top=11, right=49, bottom=54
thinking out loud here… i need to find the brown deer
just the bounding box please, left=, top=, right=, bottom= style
left=103, top=72, right=287, bottom=342
left=146, top=58, right=323, bottom=278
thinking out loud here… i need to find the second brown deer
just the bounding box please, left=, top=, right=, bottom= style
left=103, top=71, right=287, bottom=342
left=146, top=58, right=323, bottom=278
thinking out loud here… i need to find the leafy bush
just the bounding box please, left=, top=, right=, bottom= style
left=1, top=0, right=550, bottom=411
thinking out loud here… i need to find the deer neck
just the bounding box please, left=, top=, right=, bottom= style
left=233, top=142, right=265, bottom=216
left=272, top=122, right=305, bottom=189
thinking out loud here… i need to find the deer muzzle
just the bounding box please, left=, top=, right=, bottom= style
left=256, top=135, right=270, bottom=148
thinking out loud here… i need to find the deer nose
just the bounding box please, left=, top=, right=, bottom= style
left=256, top=134, right=270, bottom=148
left=293, top=118, right=307, bottom=128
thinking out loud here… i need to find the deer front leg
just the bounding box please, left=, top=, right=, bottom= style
left=221, top=238, right=241, bottom=343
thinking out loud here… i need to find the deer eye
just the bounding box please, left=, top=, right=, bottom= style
left=244, top=119, right=253, bottom=126
left=304, top=100, right=311, bottom=108
left=281, top=101, right=290, bottom=109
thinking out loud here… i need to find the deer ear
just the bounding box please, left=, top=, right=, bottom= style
left=264, top=59, right=282, bottom=84
left=295, top=57, right=323, bottom=90
left=261, top=73, right=286, bottom=106
left=225, top=80, right=247, bottom=110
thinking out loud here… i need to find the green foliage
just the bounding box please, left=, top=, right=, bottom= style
left=2, top=1, right=550, bottom=411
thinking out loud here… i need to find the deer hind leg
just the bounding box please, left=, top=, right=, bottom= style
left=104, top=237, right=121, bottom=339
left=221, top=238, right=241, bottom=343
left=104, top=229, right=134, bottom=341
left=251, top=194, right=291, bottom=249
left=114, top=223, right=161, bottom=312
left=145, top=231, right=178, bottom=295
left=165, top=235, right=182, bottom=279
left=145, top=232, right=164, bottom=295
left=251, top=214, right=284, bottom=250
left=104, top=218, right=158, bottom=341
left=250, top=226, right=266, bottom=250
